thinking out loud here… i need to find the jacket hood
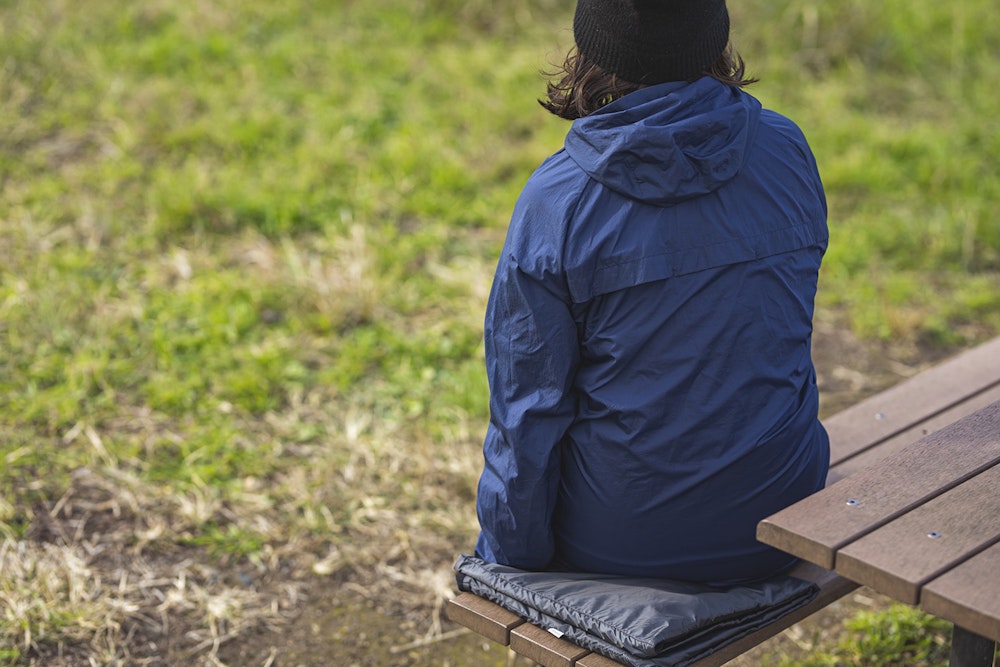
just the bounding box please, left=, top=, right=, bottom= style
left=564, top=78, right=762, bottom=206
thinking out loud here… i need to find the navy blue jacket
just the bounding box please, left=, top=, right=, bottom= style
left=475, top=78, right=830, bottom=583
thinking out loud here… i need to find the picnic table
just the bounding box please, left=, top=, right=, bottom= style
left=758, top=399, right=1000, bottom=667
left=447, top=335, right=1000, bottom=666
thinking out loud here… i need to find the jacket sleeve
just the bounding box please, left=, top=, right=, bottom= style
left=474, top=251, right=579, bottom=569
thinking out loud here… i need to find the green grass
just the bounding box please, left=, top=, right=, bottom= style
left=781, top=603, right=955, bottom=666
left=737, top=2, right=1000, bottom=342
left=1, top=0, right=999, bottom=663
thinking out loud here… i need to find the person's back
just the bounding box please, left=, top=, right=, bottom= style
left=474, top=0, right=829, bottom=585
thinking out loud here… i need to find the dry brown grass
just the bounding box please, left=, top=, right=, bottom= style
left=0, top=383, right=487, bottom=665
left=2, top=467, right=286, bottom=665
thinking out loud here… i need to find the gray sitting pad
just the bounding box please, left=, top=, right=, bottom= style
left=454, top=554, right=818, bottom=667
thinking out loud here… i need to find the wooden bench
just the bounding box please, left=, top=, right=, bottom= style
left=446, top=335, right=1000, bottom=666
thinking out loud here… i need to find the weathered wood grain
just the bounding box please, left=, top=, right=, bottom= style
left=836, top=461, right=1000, bottom=604
left=823, top=336, right=1000, bottom=467
left=445, top=592, right=524, bottom=645
left=758, top=401, right=1000, bottom=569
left=510, top=623, right=590, bottom=667
left=921, top=540, right=1000, bottom=643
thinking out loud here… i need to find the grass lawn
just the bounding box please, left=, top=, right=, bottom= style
left=1, top=0, right=998, bottom=665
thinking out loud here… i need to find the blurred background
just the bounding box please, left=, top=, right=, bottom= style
left=1, top=0, right=997, bottom=665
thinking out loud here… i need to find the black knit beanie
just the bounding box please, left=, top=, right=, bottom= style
left=573, top=0, right=730, bottom=84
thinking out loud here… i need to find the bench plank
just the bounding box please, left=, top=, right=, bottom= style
left=576, top=652, right=625, bottom=667
left=445, top=592, right=524, bottom=645
left=921, top=541, right=1000, bottom=643
left=510, top=623, right=590, bottom=667
left=823, top=336, right=1000, bottom=468
left=836, top=461, right=1000, bottom=605
left=757, top=401, right=1000, bottom=569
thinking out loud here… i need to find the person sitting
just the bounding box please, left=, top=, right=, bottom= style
left=474, top=0, right=830, bottom=585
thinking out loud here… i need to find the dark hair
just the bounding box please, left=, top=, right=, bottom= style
left=540, top=44, right=758, bottom=121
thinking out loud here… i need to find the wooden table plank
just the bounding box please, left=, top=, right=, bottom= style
left=445, top=592, right=524, bottom=645
left=823, top=336, right=1000, bottom=467
left=921, top=541, right=1000, bottom=643
left=835, top=463, right=1000, bottom=604
left=758, top=401, right=1000, bottom=569
left=510, top=623, right=590, bottom=667
left=829, top=382, right=1000, bottom=482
